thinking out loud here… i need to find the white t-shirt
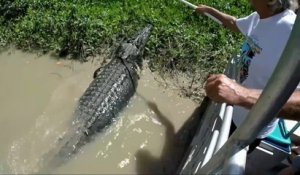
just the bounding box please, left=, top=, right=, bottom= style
left=233, top=9, right=296, bottom=138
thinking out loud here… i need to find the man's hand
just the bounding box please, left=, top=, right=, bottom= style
left=204, top=74, right=248, bottom=105
left=195, top=5, right=210, bottom=15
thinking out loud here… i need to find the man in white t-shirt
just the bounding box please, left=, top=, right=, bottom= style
left=196, top=0, right=300, bottom=148
left=233, top=5, right=296, bottom=139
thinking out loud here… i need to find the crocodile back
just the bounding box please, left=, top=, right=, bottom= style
left=75, top=58, right=138, bottom=134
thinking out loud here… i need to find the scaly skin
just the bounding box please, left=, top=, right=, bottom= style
left=39, top=25, right=153, bottom=172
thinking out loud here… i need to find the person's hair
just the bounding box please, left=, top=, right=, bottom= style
left=268, top=0, right=299, bottom=13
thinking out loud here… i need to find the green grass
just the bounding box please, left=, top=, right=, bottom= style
left=0, top=0, right=251, bottom=75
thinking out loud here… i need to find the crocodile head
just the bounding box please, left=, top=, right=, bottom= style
left=116, top=24, right=153, bottom=68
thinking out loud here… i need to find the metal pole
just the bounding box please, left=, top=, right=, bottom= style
left=179, top=0, right=223, bottom=25
left=219, top=103, right=226, bottom=120
left=199, top=11, right=300, bottom=174
left=214, top=105, right=234, bottom=153
left=214, top=52, right=239, bottom=153
left=222, top=146, right=248, bottom=174
left=203, top=57, right=237, bottom=161
left=286, top=122, right=300, bottom=137
left=201, top=130, right=219, bottom=167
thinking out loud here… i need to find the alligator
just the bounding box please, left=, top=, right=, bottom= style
left=40, top=25, right=153, bottom=172
left=75, top=24, right=152, bottom=138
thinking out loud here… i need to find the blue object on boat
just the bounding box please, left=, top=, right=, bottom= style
left=265, top=119, right=291, bottom=148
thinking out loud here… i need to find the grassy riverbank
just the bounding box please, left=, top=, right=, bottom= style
left=0, top=0, right=251, bottom=100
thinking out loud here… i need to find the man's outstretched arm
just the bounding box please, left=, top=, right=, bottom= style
left=195, top=5, right=240, bottom=33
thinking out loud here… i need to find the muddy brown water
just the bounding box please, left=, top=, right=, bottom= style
left=0, top=50, right=200, bottom=174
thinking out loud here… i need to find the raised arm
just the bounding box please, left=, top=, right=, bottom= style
left=195, top=5, right=240, bottom=33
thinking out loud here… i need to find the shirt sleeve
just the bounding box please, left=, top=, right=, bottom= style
left=236, top=12, right=258, bottom=36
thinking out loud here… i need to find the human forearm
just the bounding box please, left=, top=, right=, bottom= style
left=196, top=5, right=239, bottom=32
left=279, top=92, right=300, bottom=120
left=205, top=74, right=300, bottom=121
left=237, top=89, right=300, bottom=121
left=236, top=88, right=261, bottom=109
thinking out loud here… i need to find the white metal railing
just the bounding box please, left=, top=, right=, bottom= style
left=177, top=55, right=243, bottom=174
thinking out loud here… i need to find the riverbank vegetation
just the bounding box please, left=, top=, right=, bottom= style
left=0, top=0, right=251, bottom=100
